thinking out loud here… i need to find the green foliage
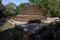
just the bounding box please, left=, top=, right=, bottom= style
left=0, top=4, right=4, bottom=10
left=0, top=21, right=15, bottom=32
left=0, top=4, right=6, bottom=20
left=29, top=0, right=60, bottom=17
left=5, top=3, right=17, bottom=18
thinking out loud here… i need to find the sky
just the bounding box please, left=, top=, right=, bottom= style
left=2, top=0, right=29, bottom=5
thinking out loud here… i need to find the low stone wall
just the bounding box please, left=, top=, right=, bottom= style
left=0, top=21, right=60, bottom=40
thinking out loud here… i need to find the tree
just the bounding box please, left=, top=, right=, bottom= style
left=0, top=0, right=7, bottom=24
left=28, top=0, right=60, bottom=17
left=0, top=0, right=2, bottom=4
left=0, top=1, right=6, bottom=20
left=5, top=3, right=17, bottom=18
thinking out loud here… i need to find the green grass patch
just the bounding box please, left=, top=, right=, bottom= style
left=0, top=21, right=15, bottom=32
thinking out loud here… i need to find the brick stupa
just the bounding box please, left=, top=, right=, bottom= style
left=14, top=5, right=46, bottom=22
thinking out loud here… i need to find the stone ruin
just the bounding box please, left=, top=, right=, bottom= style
left=14, top=5, right=46, bottom=22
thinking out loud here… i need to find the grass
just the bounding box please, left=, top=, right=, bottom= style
left=0, top=21, right=15, bottom=32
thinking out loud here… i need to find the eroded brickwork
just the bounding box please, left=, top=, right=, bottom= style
left=14, top=5, right=46, bottom=22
